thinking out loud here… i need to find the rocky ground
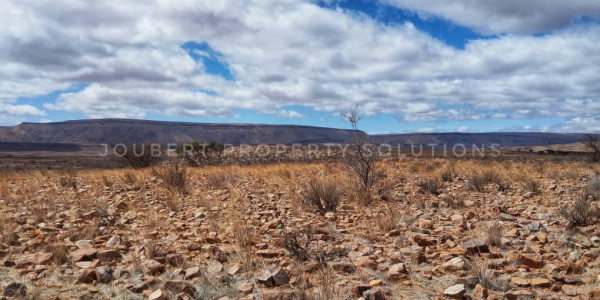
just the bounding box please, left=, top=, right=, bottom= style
left=1, top=157, right=600, bottom=299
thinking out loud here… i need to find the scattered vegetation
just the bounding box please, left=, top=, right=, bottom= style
left=520, top=177, right=541, bottom=195
left=342, top=106, right=380, bottom=203
left=485, top=221, right=504, bottom=247
left=123, top=144, right=162, bottom=169
left=560, top=194, right=599, bottom=227
left=153, top=162, right=188, bottom=194
left=584, top=133, right=600, bottom=163
left=302, top=179, right=340, bottom=213
left=417, top=178, right=442, bottom=195
left=469, top=258, right=510, bottom=292
left=177, top=141, right=225, bottom=166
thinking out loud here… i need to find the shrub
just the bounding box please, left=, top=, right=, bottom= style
left=123, top=144, right=162, bottom=169
left=468, top=174, right=488, bottom=192
left=497, top=180, right=511, bottom=192
left=469, top=258, right=510, bottom=291
left=417, top=178, right=442, bottom=195
left=440, top=168, right=455, bottom=182
left=440, top=194, right=465, bottom=208
left=153, top=163, right=188, bottom=194
left=560, top=194, right=599, bottom=227
left=521, top=178, right=541, bottom=195
left=342, top=107, right=380, bottom=202
left=177, top=141, right=225, bottom=166
left=587, top=176, right=600, bottom=200
left=485, top=221, right=503, bottom=247
left=303, top=179, right=340, bottom=213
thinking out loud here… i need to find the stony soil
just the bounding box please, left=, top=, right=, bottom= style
left=1, top=158, right=600, bottom=299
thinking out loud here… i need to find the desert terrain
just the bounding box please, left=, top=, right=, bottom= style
left=1, top=152, right=600, bottom=300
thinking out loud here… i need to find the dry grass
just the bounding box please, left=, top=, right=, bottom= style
left=417, top=178, right=442, bottom=195
left=520, top=177, right=542, bottom=194
left=560, top=194, right=599, bottom=227
left=469, top=258, right=510, bottom=292
left=485, top=221, right=504, bottom=247
left=302, top=179, right=340, bottom=213
left=153, top=162, right=188, bottom=194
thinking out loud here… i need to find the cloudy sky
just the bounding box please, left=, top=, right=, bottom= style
left=1, top=0, right=600, bottom=133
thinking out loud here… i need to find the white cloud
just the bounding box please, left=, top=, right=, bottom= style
left=455, top=125, right=470, bottom=133
left=383, top=0, right=600, bottom=34
left=417, top=127, right=436, bottom=133
left=0, top=103, right=46, bottom=116
left=0, top=0, right=599, bottom=131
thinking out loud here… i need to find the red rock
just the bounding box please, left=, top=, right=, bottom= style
left=520, top=253, right=543, bottom=268
left=70, top=248, right=98, bottom=262
left=414, top=234, right=436, bottom=247
left=16, top=252, right=52, bottom=268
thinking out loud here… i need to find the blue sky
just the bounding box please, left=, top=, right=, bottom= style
left=2, top=0, right=600, bottom=133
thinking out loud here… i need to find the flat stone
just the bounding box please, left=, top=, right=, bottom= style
left=207, top=261, right=223, bottom=275
left=237, top=282, right=254, bottom=294
left=443, top=284, right=465, bottom=299
left=16, top=252, right=52, bottom=268
left=463, top=239, right=489, bottom=254
left=185, top=266, right=201, bottom=279
left=70, top=248, right=98, bottom=262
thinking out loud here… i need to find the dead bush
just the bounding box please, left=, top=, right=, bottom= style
left=560, top=194, right=599, bottom=227
left=440, top=168, right=455, bottom=182
left=46, top=243, right=69, bottom=265
left=440, top=194, right=465, bottom=208
left=417, top=178, right=442, bottom=195
left=302, top=179, right=340, bottom=213
left=520, top=178, right=541, bottom=195
left=469, top=258, right=510, bottom=292
left=122, top=144, right=162, bottom=169
left=587, top=176, right=600, bottom=200
left=497, top=179, right=511, bottom=192
left=468, top=174, right=489, bottom=192
left=153, top=162, right=188, bottom=194
left=485, top=221, right=503, bottom=247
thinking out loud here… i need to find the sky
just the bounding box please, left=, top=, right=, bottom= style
left=1, top=0, right=600, bottom=133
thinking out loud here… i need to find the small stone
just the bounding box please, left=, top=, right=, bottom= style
left=413, top=234, right=436, bottom=247
left=97, top=249, right=122, bottom=262
left=442, top=257, right=465, bottom=271
left=148, top=289, right=167, bottom=300
left=530, top=278, right=551, bottom=288
left=3, top=282, right=27, bottom=297
left=443, top=284, right=465, bottom=299
left=77, top=269, right=97, bottom=284
left=520, top=253, right=543, bottom=268
left=70, top=248, right=98, bottom=262
left=387, top=263, right=407, bottom=281
left=185, top=266, right=201, bottom=279
left=472, top=284, right=487, bottom=299
left=363, top=289, right=385, bottom=300
left=164, top=281, right=197, bottom=297
left=256, top=249, right=285, bottom=258
left=463, top=239, right=489, bottom=254
left=16, top=252, right=53, bottom=268
left=257, top=269, right=274, bottom=287
left=355, top=257, right=378, bottom=269
left=207, top=261, right=223, bottom=275
left=143, top=260, right=165, bottom=275
left=237, top=282, right=254, bottom=294
left=105, top=235, right=121, bottom=248
left=271, top=267, right=290, bottom=286
left=95, top=266, right=114, bottom=283
left=352, top=285, right=371, bottom=298
left=505, top=289, right=533, bottom=300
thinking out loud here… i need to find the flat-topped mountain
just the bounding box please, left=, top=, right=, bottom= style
left=0, top=119, right=357, bottom=145
left=0, top=119, right=586, bottom=147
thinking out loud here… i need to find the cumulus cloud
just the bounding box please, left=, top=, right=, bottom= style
left=455, top=125, right=470, bottom=133
left=0, top=0, right=599, bottom=131
left=0, top=104, right=46, bottom=116
left=383, top=0, right=600, bottom=34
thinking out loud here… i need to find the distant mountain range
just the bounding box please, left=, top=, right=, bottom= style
left=0, top=119, right=587, bottom=150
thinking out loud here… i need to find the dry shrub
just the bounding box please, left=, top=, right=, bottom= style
left=520, top=177, right=541, bottom=195
left=417, top=178, right=442, bottom=195
left=440, top=168, right=455, bottom=182
left=375, top=205, right=401, bottom=232
left=485, top=221, right=503, bottom=247
left=153, top=162, right=187, bottom=194
left=587, top=176, right=600, bottom=200
left=469, top=258, right=510, bottom=292
left=68, top=223, right=99, bottom=241
left=440, top=193, right=465, bottom=208
left=46, top=243, right=69, bottom=265
left=497, top=179, right=511, bottom=192
left=165, top=197, right=181, bottom=212
left=0, top=212, right=19, bottom=245
left=233, top=219, right=256, bottom=271
left=282, top=229, right=312, bottom=261
left=302, top=179, right=340, bottom=213
left=59, top=175, right=78, bottom=190
left=560, top=194, right=599, bottom=227
left=122, top=172, right=137, bottom=185
left=468, top=174, right=488, bottom=192
left=205, top=172, right=236, bottom=190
